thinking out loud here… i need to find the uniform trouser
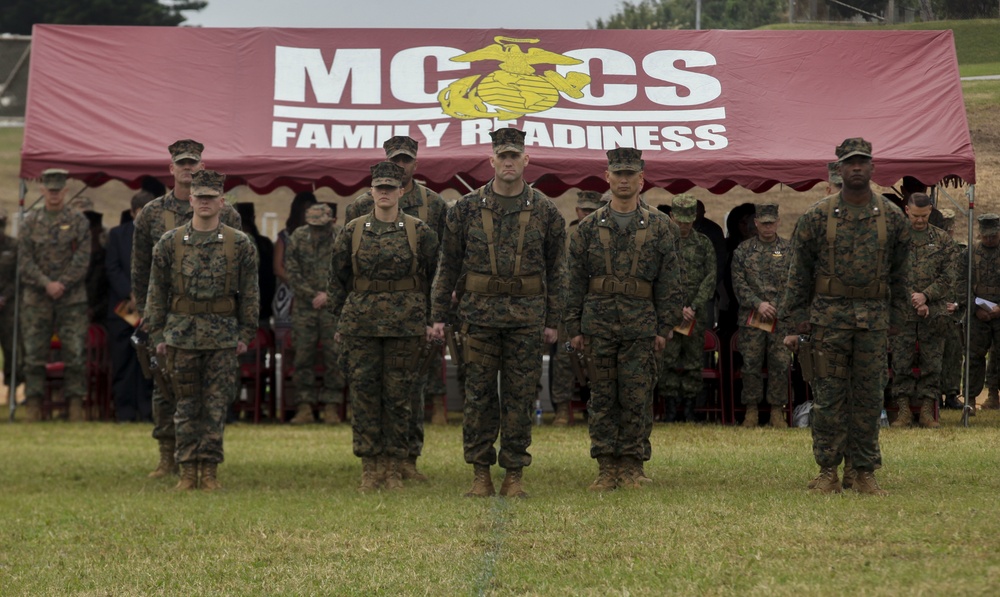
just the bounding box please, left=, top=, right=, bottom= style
left=20, top=299, right=87, bottom=401
left=291, top=306, right=344, bottom=405
left=966, top=317, right=1000, bottom=401
left=940, top=319, right=963, bottom=396
left=342, top=335, right=419, bottom=459
left=108, top=317, right=152, bottom=422
left=988, top=346, right=1000, bottom=390
left=549, top=325, right=575, bottom=407
left=810, top=326, right=886, bottom=472
left=167, top=347, right=236, bottom=465
left=409, top=348, right=446, bottom=458
left=462, top=324, right=541, bottom=470
left=0, top=306, right=23, bottom=388
left=657, top=321, right=705, bottom=398
left=738, top=326, right=791, bottom=406
left=586, top=335, right=656, bottom=462
left=889, top=318, right=947, bottom=405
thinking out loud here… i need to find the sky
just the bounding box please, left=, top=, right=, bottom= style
left=184, top=0, right=626, bottom=29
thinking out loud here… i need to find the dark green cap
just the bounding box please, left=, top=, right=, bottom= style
left=672, top=194, right=697, bottom=223
left=606, top=147, right=644, bottom=172
left=383, top=136, right=418, bottom=159
left=835, top=137, right=873, bottom=162
left=370, top=161, right=404, bottom=187
left=490, top=128, right=525, bottom=154
left=191, top=170, right=225, bottom=197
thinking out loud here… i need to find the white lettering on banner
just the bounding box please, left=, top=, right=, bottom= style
left=274, top=120, right=728, bottom=152
left=390, top=47, right=469, bottom=103
left=274, top=46, right=381, bottom=104
left=557, top=49, right=638, bottom=106
left=643, top=50, right=722, bottom=106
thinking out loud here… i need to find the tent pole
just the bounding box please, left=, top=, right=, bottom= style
left=962, top=184, right=975, bottom=427
left=8, top=179, right=27, bottom=422
left=454, top=174, right=476, bottom=193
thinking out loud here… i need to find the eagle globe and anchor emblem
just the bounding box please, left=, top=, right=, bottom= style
left=438, top=36, right=592, bottom=120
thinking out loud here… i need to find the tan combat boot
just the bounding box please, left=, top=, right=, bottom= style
left=67, top=397, right=85, bottom=422
left=384, top=459, right=404, bottom=491
left=289, top=403, right=313, bottom=425
left=617, top=457, right=644, bottom=490
left=769, top=407, right=787, bottom=428
left=891, top=398, right=912, bottom=428
left=635, top=461, right=653, bottom=484
left=200, top=461, right=222, bottom=491
left=499, top=468, right=528, bottom=498
left=430, top=396, right=447, bottom=425
left=552, top=403, right=572, bottom=427
left=984, top=388, right=1000, bottom=410
left=400, top=456, right=428, bottom=482
left=323, top=403, right=341, bottom=425
left=851, top=470, right=889, bottom=496
left=464, top=465, right=495, bottom=498
left=21, top=398, right=42, bottom=423
left=358, top=457, right=380, bottom=493
left=742, top=403, right=758, bottom=428
left=919, top=399, right=940, bottom=428
left=841, top=458, right=857, bottom=490
left=148, top=441, right=178, bottom=478
left=174, top=463, right=198, bottom=491
left=807, top=467, right=842, bottom=494
left=588, top=456, right=618, bottom=492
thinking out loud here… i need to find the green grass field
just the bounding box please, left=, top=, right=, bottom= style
left=2, top=412, right=1000, bottom=595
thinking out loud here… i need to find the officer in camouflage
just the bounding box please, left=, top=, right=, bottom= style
left=430, top=127, right=566, bottom=499
left=732, top=202, right=793, bottom=428
left=18, top=169, right=91, bottom=422
left=145, top=170, right=259, bottom=491
left=346, top=136, right=449, bottom=479
left=565, top=148, right=683, bottom=491
left=549, top=190, right=604, bottom=427
left=782, top=138, right=910, bottom=496
left=958, top=213, right=1000, bottom=414
left=286, top=203, right=344, bottom=425
left=132, top=139, right=241, bottom=478
left=657, top=194, right=716, bottom=422
left=888, top=192, right=955, bottom=428
left=330, top=161, right=438, bottom=492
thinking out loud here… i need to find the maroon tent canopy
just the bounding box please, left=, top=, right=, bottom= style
left=21, top=25, right=975, bottom=195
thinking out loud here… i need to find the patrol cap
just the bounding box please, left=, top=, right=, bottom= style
left=606, top=147, right=644, bottom=172
left=191, top=169, right=225, bottom=197
left=490, top=128, right=525, bottom=154
left=671, top=194, right=697, bottom=223
left=940, top=208, right=955, bottom=221
left=835, top=137, right=873, bottom=162
left=168, top=139, right=204, bottom=163
left=68, top=196, right=95, bottom=213
left=978, top=214, right=1000, bottom=233
left=305, top=203, right=333, bottom=226
left=370, top=161, right=404, bottom=187
left=41, top=168, right=69, bottom=190
left=827, top=161, right=842, bottom=185
left=576, top=191, right=603, bottom=210
left=383, top=136, right=418, bottom=159
left=755, top=202, right=779, bottom=223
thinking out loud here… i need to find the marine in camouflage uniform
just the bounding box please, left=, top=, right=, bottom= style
left=549, top=191, right=604, bottom=427
left=429, top=128, right=565, bottom=499
left=732, top=202, right=793, bottom=428
left=330, top=161, right=438, bottom=492
left=565, top=148, right=683, bottom=491
left=145, top=170, right=259, bottom=491
left=781, top=138, right=910, bottom=496
left=958, top=214, right=1000, bottom=413
left=286, top=203, right=344, bottom=425
left=937, top=208, right=964, bottom=409
left=657, top=195, right=716, bottom=422
left=345, top=136, right=449, bottom=478
left=18, top=169, right=91, bottom=422
left=888, top=193, right=955, bottom=428
left=132, top=140, right=241, bottom=477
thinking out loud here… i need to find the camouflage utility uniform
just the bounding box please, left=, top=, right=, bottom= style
left=18, top=205, right=91, bottom=416
left=145, top=221, right=259, bottom=479
left=960, top=225, right=1000, bottom=407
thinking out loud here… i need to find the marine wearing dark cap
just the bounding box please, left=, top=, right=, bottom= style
left=371, top=161, right=405, bottom=187
left=305, top=203, right=333, bottom=227
left=835, top=137, right=873, bottom=161
left=168, top=139, right=204, bottom=163
left=607, top=148, right=644, bottom=172
left=671, top=195, right=697, bottom=223
left=384, top=136, right=418, bottom=159
left=978, top=213, right=1000, bottom=232
left=490, top=128, right=526, bottom=154
left=41, top=168, right=69, bottom=190
left=755, top=203, right=779, bottom=223
left=191, top=170, right=226, bottom=197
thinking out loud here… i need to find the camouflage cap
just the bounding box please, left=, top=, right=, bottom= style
left=940, top=208, right=955, bottom=220
left=978, top=213, right=1000, bottom=233
left=835, top=137, right=873, bottom=162
left=755, top=202, right=779, bottom=223
left=607, top=148, right=644, bottom=172
left=191, top=169, right=225, bottom=197
left=672, top=194, right=697, bottom=223
left=41, top=168, right=69, bottom=190
left=490, top=128, right=525, bottom=154
left=370, top=161, right=404, bottom=187
left=305, top=203, right=333, bottom=226
left=68, top=196, right=95, bottom=213
left=383, top=136, right=418, bottom=159
left=827, top=161, right=843, bottom=185
left=168, top=139, right=204, bottom=163
left=576, top=191, right=603, bottom=210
